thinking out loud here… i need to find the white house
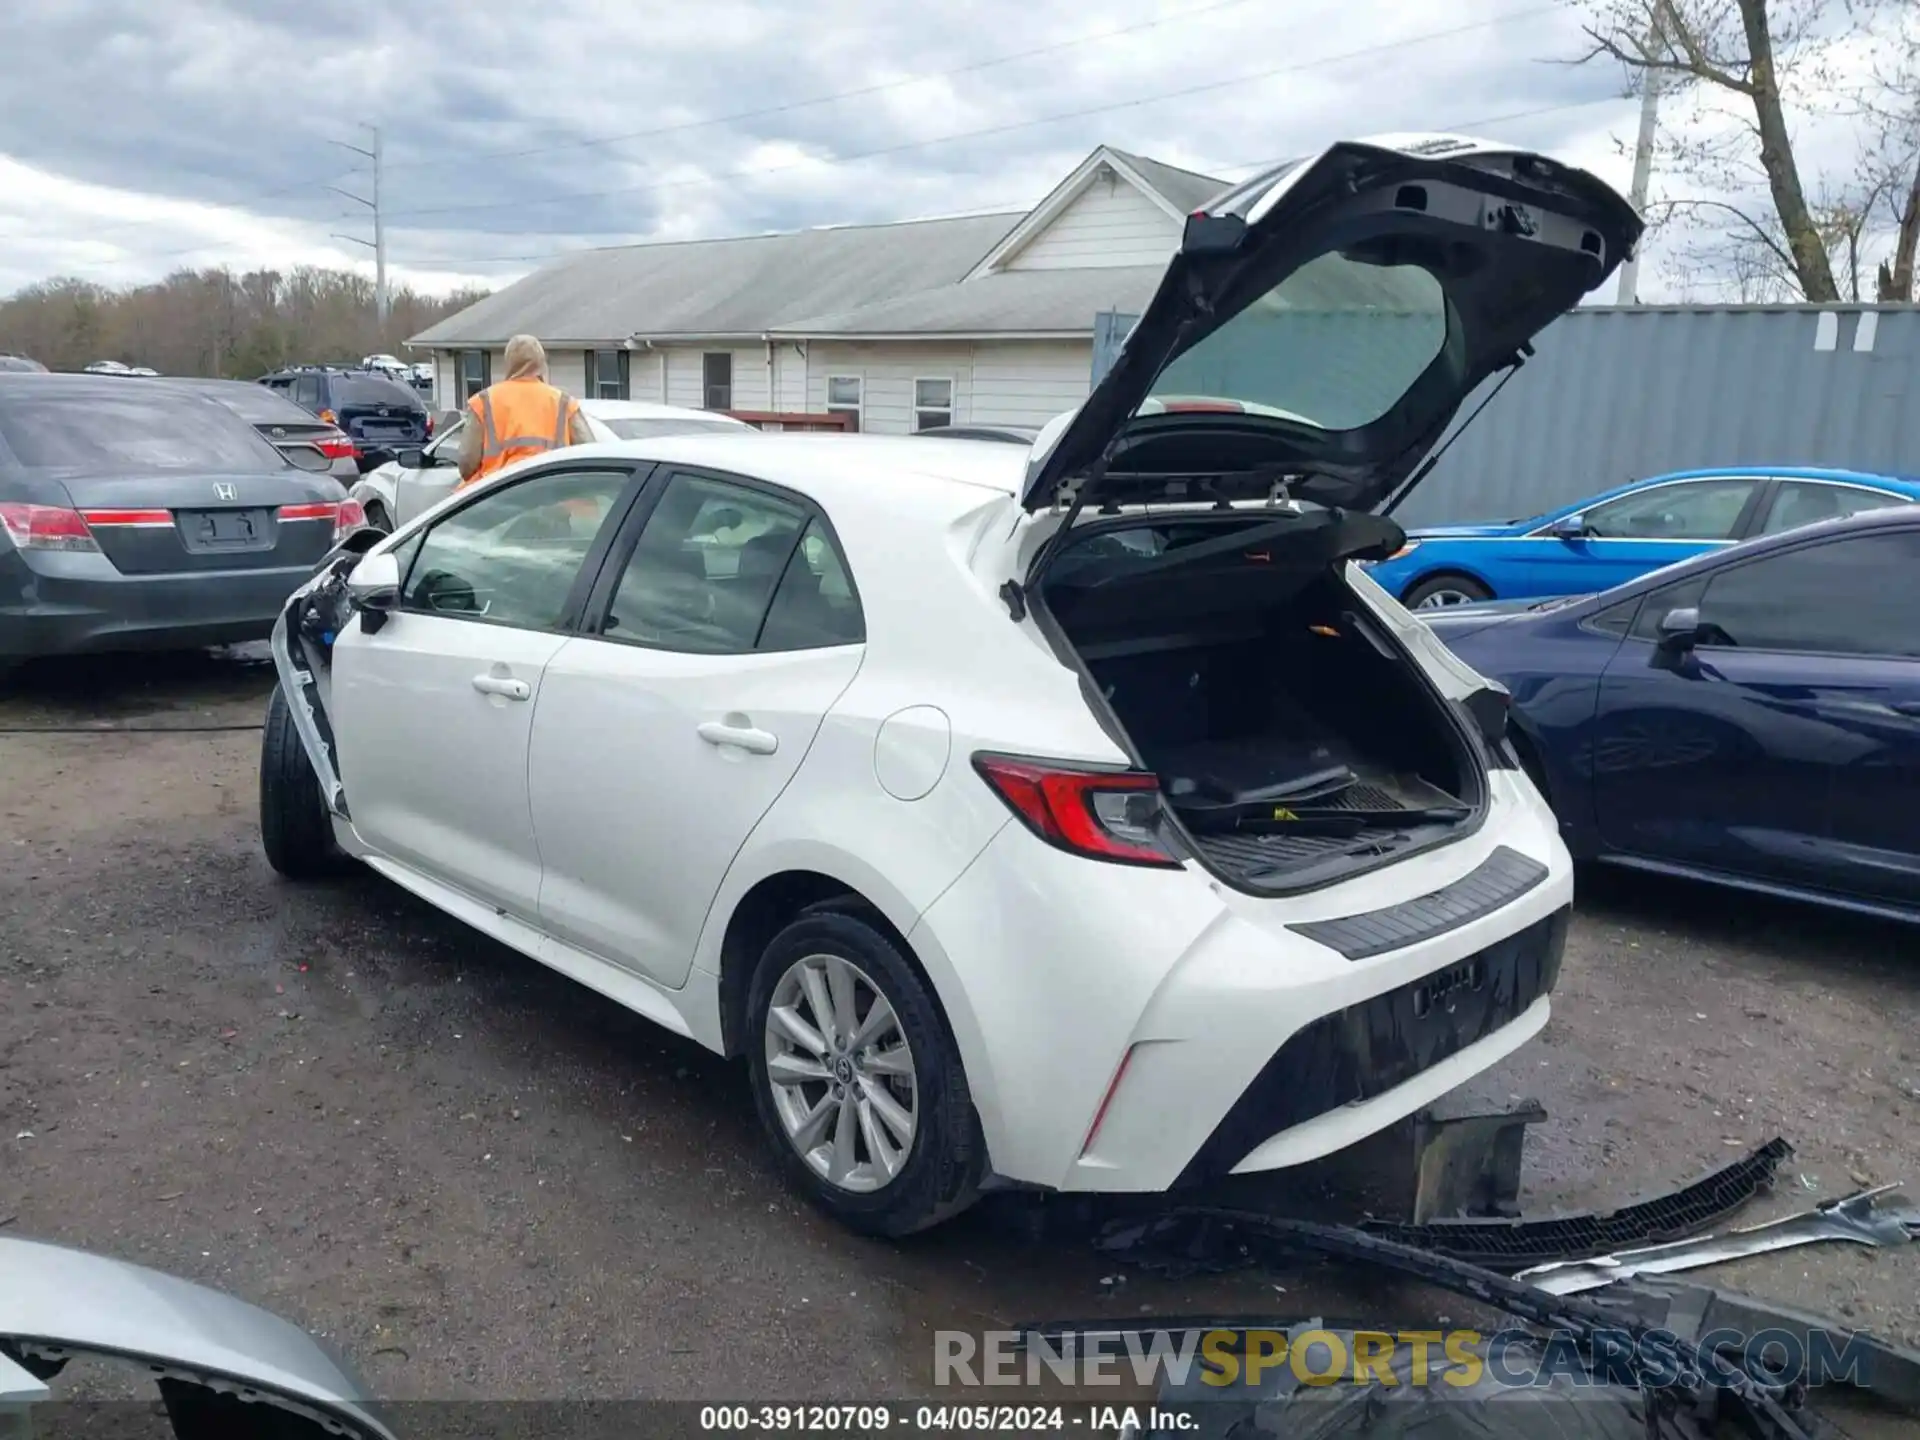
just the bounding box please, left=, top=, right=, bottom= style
left=407, top=147, right=1228, bottom=433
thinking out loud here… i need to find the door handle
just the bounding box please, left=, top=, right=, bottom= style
left=697, top=720, right=778, bottom=755
left=472, top=674, right=532, bottom=701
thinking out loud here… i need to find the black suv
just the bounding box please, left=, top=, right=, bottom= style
left=259, top=366, right=430, bottom=471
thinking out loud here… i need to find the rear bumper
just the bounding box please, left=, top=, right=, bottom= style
left=0, top=547, right=315, bottom=659
left=906, top=768, right=1573, bottom=1193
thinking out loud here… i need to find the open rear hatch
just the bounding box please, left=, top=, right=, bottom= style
left=1021, top=134, right=1639, bottom=891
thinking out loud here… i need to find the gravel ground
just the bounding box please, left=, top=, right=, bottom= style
left=2, top=649, right=1917, bottom=1432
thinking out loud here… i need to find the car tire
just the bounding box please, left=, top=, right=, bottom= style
left=259, top=683, right=349, bottom=879
left=745, top=907, right=983, bottom=1236
left=1404, top=573, right=1493, bottom=609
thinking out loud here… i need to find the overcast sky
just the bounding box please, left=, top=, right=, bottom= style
left=0, top=0, right=1892, bottom=302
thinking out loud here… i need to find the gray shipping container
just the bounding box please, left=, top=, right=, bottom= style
left=1396, top=304, right=1920, bottom=527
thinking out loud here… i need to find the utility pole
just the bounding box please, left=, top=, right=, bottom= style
left=1615, top=15, right=1664, bottom=305
left=328, top=124, right=389, bottom=325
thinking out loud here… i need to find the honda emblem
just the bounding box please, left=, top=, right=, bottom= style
left=213, top=482, right=238, bottom=501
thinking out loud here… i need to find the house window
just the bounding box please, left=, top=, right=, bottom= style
left=825, top=375, right=862, bottom=432
left=913, top=377, right=954, bottom=432
left=459, top=349, right=491, bottom=403
left=585, top=348, right=629, bottom=400
left=702, top=352, right=733, bottom=411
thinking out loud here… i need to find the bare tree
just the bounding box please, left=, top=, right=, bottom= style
left=1863, top=32, right=1920, bottom=298
left=0, top=266, right=488, bottom=376
left=1578, top=0, right=1860, bottom=301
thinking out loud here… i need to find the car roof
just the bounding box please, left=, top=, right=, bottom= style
left=0, top=372, right=214, bottom=398
left=513, top=431, right=1029, bottom=505
left=577, top=399, right=750, bottom=425
left=1559, top=465, right=1920, bottom=516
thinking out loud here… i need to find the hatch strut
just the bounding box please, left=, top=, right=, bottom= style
left=1378, top=341, right=1533, bottom=518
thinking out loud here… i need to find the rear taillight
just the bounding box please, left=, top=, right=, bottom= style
left=278, top=499, right=367, bottom=544
left=424, top=413, right=435, bottom=437
left=972, top=754, right=1180, bottom=868
left=0, top=502, right=100, bottom=552
left=315, top=430, right=358, bottom=460
left=334, top=499, right=367, bottom=542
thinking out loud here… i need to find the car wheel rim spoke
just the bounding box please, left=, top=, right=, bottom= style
left=765, top=952, right=918, bottom=1195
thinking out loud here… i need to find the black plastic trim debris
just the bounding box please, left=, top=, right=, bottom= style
left=1110, top=1211, right=1812, bottom=1440
left=1359, top=1136, right=1793, bottom=1268
left=1287, top=844, right=1548, bottom=959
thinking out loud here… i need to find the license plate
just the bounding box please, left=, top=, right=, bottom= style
left=180, top=509, right=270, bottom=550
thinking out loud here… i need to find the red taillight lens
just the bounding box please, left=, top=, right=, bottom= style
left=0, top=502, right=101, bottom=552
left=424, top=413, right=435, bottom=437
left=972, top=754, right=1179, bottom=867
left=334, top=499, right=367, bottom=542
left=315, top=431, right=357, bottom=460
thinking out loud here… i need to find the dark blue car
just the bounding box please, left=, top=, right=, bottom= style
left=1423, top=507, right=1920, bottom=923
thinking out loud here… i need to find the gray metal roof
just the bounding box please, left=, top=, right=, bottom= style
left=409, top=211, right=1023, bottom=347
left=1108, top=149, right=1229, bottom=214
left=771, top=266, right=1168, bottom=337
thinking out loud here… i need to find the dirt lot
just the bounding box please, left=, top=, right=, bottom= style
left=3, top=649, right=1918, bottom=1424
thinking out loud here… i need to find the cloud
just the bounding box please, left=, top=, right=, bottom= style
left=2, top=0, right=1779, bottom=300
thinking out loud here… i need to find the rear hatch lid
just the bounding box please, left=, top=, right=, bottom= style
left=1020, top=134, right=1642, bottom=514
left=330, top=374, right=428, bottom=448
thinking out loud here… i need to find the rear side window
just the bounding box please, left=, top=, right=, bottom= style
left=0, top=392, right=281, bottom=472
left=334, top=376, right=422, bottom=408
left=759, top=519, right=864, bottom=650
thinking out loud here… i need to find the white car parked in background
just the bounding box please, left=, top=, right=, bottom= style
left=349, top=399, right=753, bottom=531
left=261, top=135, right=1641, bottom=1235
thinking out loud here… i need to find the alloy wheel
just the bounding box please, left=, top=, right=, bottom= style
left=1415, top=587, right=1481, bottom=608
left=763, top=953, right=918, bottom=1194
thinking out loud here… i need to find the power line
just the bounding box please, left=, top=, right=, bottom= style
left=383, top=5, right=1565, bottom=223
left=379, top=0, right=1265, bottom=174
left=401, top=92, right=1629, bottom=270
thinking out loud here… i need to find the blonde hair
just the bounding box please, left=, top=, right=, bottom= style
left=503, top=333, right=549, bottom=380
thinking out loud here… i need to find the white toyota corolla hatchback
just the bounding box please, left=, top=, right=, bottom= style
left=261, top=135, right=1641, bottom=1234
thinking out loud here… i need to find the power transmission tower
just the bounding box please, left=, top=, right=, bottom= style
left=329, top=124, right=389, bottom=323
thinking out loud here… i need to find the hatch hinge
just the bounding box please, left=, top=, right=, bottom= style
left=999, top=580, right=1028, bottom=622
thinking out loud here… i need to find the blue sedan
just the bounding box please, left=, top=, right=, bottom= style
left=1423, top=506, right=1920, bottom=923
left=1365, top=466, right=1920, bottom=609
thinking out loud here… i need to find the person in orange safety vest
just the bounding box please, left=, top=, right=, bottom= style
left=454, top=333, right=592, bottom=488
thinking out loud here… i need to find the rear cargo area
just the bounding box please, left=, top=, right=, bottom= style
left=1039, top=517, right=1483, bottom=891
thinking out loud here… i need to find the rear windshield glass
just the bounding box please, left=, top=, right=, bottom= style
left=0, top=391, right=282, bottom=472
left=600, top=417, right=744, bottom=439
left=181, top=381, right=319, bottom=425
left=334, top=376, right=423, bottom=408
left=1148, top=252, right=1448, bottom=433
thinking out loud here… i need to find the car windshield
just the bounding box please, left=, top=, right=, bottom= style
left=599, top=417, right=744, bottom=440
left=0, top=391, right=282, bottom=472
left=1148, top=252, right=1449, bottom=433
left=335, top=376, right=420, bottom=407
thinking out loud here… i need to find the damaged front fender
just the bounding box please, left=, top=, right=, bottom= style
left=271, top=530, right=386, bottom=823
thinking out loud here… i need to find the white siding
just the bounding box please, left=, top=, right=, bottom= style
left=774, top=340, right=809, bottom=413
left=1004, top=177, right=1179, bottom=272
left=632, top=348, right=666, bottom=403
left=548, top=350, right=587, bottom=396
left=803, top=343, right=976, bottom=435
left=969, top=340, right=1093, bottom=428
left=434, top=352, right=456, bottom=410
left=662, top=345, right=768, bottom=412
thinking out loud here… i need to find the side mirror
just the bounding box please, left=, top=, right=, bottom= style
left=1546, top=512, right=1589, bottom=541
left=1657, top=605, right=1704, bottom=651
left=346, top=551, right=402, bottom=630
left=395, top=447, right=430, bottom=469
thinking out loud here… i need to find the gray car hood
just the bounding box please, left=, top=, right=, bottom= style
left=0, top=1234, right=394, bottom=1439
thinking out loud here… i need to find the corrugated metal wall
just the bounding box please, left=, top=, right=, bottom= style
left=1395, top=306, right=1920, bottom=527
